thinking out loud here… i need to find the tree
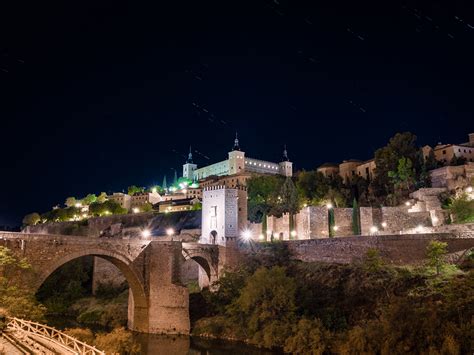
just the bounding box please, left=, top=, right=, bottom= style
left=141, top=202, right=153, bottom=212
left=284, top=318, right=330, bottom=354
left=296, top=170, right=331, bottom=206
left=373, top=132, right=419, bottom=198
left=352, top=199, right=360, bottom=235
left=127, top=185, right=144, bottom=196
left=0, top=246, right=46, bottom=321
left=388, top=157, right=416, bottom=193
left=65, top=197, right=77, bottom=207
left=97, top=192, right=108, bottom=203
left=449, top=192, right=474, bottom=223
left=89, top=201, right=127, bottom=217
left=247, top=175, right=285, bottom=222
left=81, top=193, right=97, bottom=205
left=162, top=176, right=168, bottom=190
left=328, top=208, right=335, bottom=237
left=426, top=240, right=448, bottom=276
left=228, top=266, right=296, bottom=348
left=22, top=212, right=41, bottom=226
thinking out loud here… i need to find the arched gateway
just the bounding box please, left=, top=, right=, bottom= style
left=0, top=232, right=216, bottom=335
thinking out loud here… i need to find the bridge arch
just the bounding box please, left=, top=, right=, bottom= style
left=35, top=248, right=149, bottom=333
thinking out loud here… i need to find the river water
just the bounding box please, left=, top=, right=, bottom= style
left=46, top=316, right=281, bottom=354
left=135, top=334, right=282, bottom=354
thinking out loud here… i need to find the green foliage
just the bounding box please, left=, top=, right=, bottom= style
left=65, top=197, right=78, bottom=207
left=41, top=206, right=82, bottom=223
left=449, top=193, right=474, bottom=223
left=64, top=327, right=95, bottom=345
left=0, top=246, right=46, bottom=321
left=81, top=194, right=97, bottom=205
left=426, top=240, right=448, bottom=276
left=363, top=248, right=384, bottom=272
left=127, top=185, right=144, bottom=196
left=373, top=132, right=422, bottom=202
left=247, top=175, right=285, bottom=222
left=388, top=157, right=416, bottom=192
left=192, top=202, right=202, bottom=211
left=95, top=327, right=141, bottom=354
left=296, top=170, right=331, bottom=205
left=284, top=318, right=330, bottom=354
left=328, top=208, right=335, bottom=237
left=22, top=212, right=41, bottom=226
left=352, top=199, right=360, bottom=235
left=278, top=177, right=300, bottom=215
left=228, top=266, right=296, bottom=348
left=96, top=192, right=108, bottom=203
left=36, top=258, right=92, bottom=313
left=89, top=200, right=127, bottom=216
left=140, top=202, right=153, bottom=212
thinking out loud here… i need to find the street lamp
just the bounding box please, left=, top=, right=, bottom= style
left=326, top=202, right=333, bottom=209
left=142, top=229, right=151, bottom=238
left=166, top=228, right=175, bottom=240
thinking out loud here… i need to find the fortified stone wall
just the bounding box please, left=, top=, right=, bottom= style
left=333, top=208, right=353, bottom=236
left=285, top=233, right=474, bottom=265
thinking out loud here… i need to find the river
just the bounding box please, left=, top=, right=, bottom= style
left=46, top=316, right=281, bottom=354
left=135, top=334, right=282, bottom=354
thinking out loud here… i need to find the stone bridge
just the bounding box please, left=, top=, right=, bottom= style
left=0, top=232, right=221, bottom=335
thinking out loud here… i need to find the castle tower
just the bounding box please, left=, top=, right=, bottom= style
left=279, top=145, right=293, bottom=177
left=228, top=133, right=245, bottom=175
left=182, top=146, right=197, bottom=180
left=201, top=185, right=248, bottom=247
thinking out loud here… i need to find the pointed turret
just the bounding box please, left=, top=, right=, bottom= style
left=187, top=146, right=193, bottom=164
left=162, top=176, right=168, bottom=190
left=233, top=132, right=241, bottom=151
left=282, top=144, right=289, bottom=161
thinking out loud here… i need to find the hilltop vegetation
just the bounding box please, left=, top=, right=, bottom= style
left=191, top=243, right=474, bottom=354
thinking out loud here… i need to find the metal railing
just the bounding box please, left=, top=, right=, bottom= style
left=6, top=317, right=105, bottom=355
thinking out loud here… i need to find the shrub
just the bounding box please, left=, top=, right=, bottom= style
left=94, top=327, right=141, bottom=354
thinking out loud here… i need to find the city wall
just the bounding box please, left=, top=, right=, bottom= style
left=285, top=233, right=474, bottom=265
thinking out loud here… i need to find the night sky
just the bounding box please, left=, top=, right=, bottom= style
left=1, top=0, right=473, bottom=226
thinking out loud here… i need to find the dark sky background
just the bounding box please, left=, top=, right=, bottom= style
left=0, top=0, right=473, bottom=226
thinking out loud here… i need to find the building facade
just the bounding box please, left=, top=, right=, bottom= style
left=183, top=135, right=293, bottom=182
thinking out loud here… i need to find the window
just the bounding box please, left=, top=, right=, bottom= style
left=443, top=150, right=446, bottom=154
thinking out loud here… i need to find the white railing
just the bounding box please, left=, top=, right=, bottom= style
left=6, top=317, right=105, bottom=355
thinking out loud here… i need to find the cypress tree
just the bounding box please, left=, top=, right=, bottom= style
left=162, top=176, right=168, bottom=190
left=328, top=207, right=335, bottom=238
left=352, top=198, right=361, bottom=235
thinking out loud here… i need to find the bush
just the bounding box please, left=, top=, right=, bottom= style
left=94, top=327, right=141, bottom=354
left=64, top=327, right=95, bottom=345
left=450, top=194, right=474, bottom=223
left=284, top=318, right=330, bottom=354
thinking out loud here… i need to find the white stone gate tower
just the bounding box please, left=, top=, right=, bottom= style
left=201, top=185, right=248, bottom=246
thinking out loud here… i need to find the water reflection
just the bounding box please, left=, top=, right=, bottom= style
left=134, top=334, right=282, bottom=354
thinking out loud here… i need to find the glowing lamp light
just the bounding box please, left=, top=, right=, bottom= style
left=370, top=226, right=378, bottom=234
left=466, top=186, right=473, bottom=193
left=166, top=228, right=175, bottom=236
left=182, top=189, right=188, bottom=194
left=266, top=230, right=272, bottom=236
left=75, top=203, right=82, bottom=208
left=303, top=203, right=308, bottom=208
left=141, top=229, right=151, bottom=238
left=291, top=230, right=297, bottom=237
left=241, top=230, right=252, bottom=241
left=381, top=222, right=387, bottom=228
left=132, top=207, right=140, bottom=214
left=258, top=234, right=265, bottom=240
left=104, top=210, right=111, bottom=215
left=326, top=203, right=333, bottom=209
left=432, top=216, right=439, bottom=223
left=405, top=201, right=411, bottom=206
left=151, top=187, right=157, bottom=194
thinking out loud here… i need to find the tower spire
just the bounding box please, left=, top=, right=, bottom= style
left=233, top=132, right=241, bottom=151
left=283, top=144, right=289, bottom=161
left=187, top=145, right=193, bottom=163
